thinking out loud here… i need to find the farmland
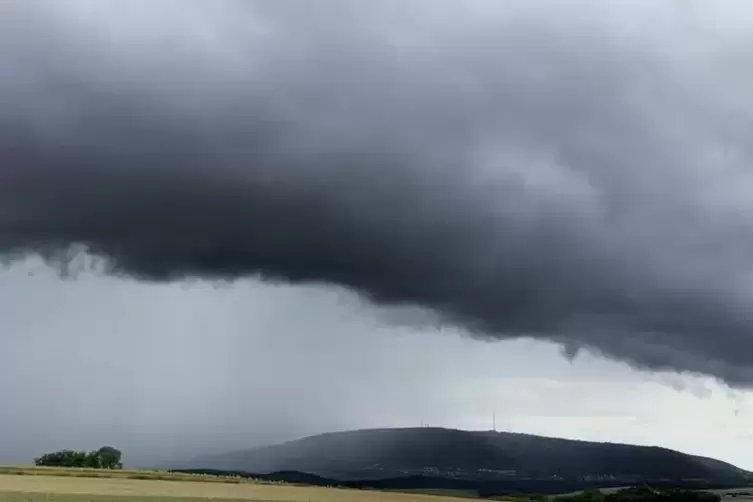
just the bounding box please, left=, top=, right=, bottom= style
left=0, top=465, right=747, bottom=502
left=0, top=470, right=476, bottom=502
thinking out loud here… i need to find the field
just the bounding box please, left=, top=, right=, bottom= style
left=712, top=488, right=753, bottom=501
left=0, top=469, right=476, bottom=502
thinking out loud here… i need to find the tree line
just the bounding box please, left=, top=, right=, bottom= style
left=34, top=446, right=123, bottom=469
left=555, top=487, right=721, bottom=502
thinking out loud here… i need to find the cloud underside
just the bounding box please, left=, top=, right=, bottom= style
left=3, top=0, right=753, bottom=384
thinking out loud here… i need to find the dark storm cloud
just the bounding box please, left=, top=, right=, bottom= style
left=3, top=0, right=753, bottom=383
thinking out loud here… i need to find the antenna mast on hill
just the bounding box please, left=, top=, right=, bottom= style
left=492, top=411, right=496, bottom=432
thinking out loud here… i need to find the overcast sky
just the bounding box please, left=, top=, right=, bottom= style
left=4, top=0, right=753, bottom=470
left=2, top=260, right=752, bottom=468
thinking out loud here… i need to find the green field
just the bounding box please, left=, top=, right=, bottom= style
left=712, top=489, right=753, bottom=501
left=0, top=471, right=476, bottom=502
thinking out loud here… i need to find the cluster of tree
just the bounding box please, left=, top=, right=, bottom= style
left=555, top=487, right=721, bottom=502
left=605, top=487, right=721, bottom=502
left=34, top=446, right=122, bottom=469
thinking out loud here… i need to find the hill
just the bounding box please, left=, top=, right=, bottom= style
left=183, top=428, right=751, bottom=489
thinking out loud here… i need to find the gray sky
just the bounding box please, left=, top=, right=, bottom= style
left=1, top=259, right=752, bottom=469
left=3, top=0, right=753, bottom=469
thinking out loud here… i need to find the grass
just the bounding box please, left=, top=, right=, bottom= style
left=387, top=489, right=481, bottom=498
left=0, top=466, right=259, bottom=484
left=711, top=489, right=753, bottom=500
left=0, top=472, right=477, bottom=502
left=0, top=494, right=259, bottom=502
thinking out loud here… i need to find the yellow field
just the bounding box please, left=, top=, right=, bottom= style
left=0, top=466, right=258, bottom=483
left=0, top=473, right=476, bottom=502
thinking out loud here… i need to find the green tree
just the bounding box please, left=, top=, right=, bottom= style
left=85, top=451, right=101, bottom=468
left=95, top=446, right=123, bottom=469
left=34, top=446, right=123, bottom=469
left=604, top=487, right=721, bottom=502
left=35, top=449, right=88, bottom=467
left=556, top=489, right=606, bottom=502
